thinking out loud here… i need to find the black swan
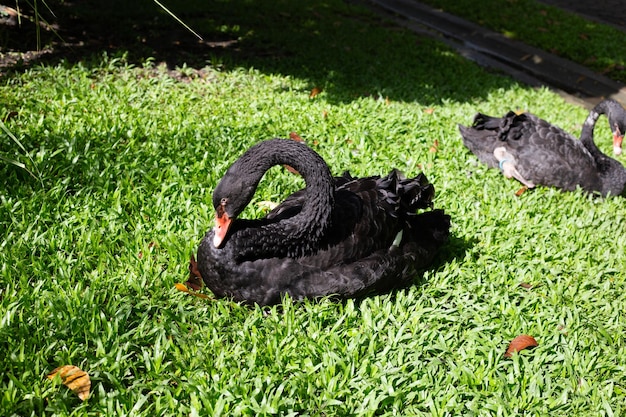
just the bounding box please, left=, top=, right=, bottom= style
left=195, top=139, right=450, bottom=306
left=458, top=99, right=626, bottom=196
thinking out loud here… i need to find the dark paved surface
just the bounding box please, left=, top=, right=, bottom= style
left=538, top=0, right=626, bottom=32
left=363, top=0, right=626, bottom=108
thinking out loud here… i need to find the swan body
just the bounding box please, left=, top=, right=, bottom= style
left=458, top=99, right=626, bottom=196
left=196, top=139, right=450, bottom=306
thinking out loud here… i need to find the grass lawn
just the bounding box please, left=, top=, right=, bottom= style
left=1, top=0, right=626, bottom=415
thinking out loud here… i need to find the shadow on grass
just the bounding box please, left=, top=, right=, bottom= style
left=1, top=0, right=517, bottom=105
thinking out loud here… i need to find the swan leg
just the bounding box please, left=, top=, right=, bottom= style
left=493, top=147, right=535, bottom=188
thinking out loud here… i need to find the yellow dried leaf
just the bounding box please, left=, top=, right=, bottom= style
left=257, top=201, right=279, bottom=210
left=175, top=282, right=211, bottom=299
left=47, top=365, right=91, bottom=401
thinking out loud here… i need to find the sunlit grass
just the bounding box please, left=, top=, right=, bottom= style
left=1, top=1, right=626, bottom=415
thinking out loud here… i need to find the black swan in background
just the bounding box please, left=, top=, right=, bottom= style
left=458, top=99, right=626, bottom=196
left=195, top=138, right=450, bottom=306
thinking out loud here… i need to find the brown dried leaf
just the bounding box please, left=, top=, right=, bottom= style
left=504, top=334, right=538, bottom=357
left=185, top=254, right=204, bottom=290
left=284, top=132, right=305, bottom=175
left=289, top=132, right=304, bottom=142
left=3, top=111, right=18, bottom=122
left=47, top=365, right=91, bottom=401
left=284, top=165, right=300, bottom=175
left=309, top=87, right=322, bottom=98
left=515, top=185, right=529, bottom=196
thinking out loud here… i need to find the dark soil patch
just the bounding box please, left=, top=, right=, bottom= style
left=0, top=1, right=233, bottom=74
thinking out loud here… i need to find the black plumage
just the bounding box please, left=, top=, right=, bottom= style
left=458, top=99, right=626, bottom=196
left=196, top=138, right=450, bottom=306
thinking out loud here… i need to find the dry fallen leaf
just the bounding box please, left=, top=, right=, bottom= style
left=257, top=201, right=279, bottom=211
left=175, top=282, right=211, bottom=299
left=47, top=365, right=91, bottom=401
left=3, top=111, right=18, bottom=122
left=515, top=185, right=529, bottom=196
left=504, top=334, right=538, bottom=358
left=185, top=254, right=204, bottom=291
left=177, top=257, right=210, bottom=299
left=284, top=132, right=305, bottom=175
left=138, top=241, right=157, bottom=259
left=289, top=131, right=304, bottom=143
left=309, top=87, right=322, bottom=98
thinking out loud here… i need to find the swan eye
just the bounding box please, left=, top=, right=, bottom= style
left=220, top=198, right=228, bottom=206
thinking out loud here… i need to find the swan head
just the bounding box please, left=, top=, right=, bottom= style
left=211, top=170, right=258, bottom=248
left=212, top=198, right=232, bottom=248
left=606, top=100, right=626, bottom=155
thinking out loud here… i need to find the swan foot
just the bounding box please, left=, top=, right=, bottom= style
left=493, top=147, right=535, bottom=188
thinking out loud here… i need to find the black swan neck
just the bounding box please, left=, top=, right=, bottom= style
left=220, top=139, right=335, bottom=258
left=580, top=100, right=617, bottom=161
left=580, top=100, right=626, bottom=195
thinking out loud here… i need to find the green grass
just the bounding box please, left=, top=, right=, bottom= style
left=420, top=0, right=626, bottom=84
left=2, top=0, right=626, bottom=415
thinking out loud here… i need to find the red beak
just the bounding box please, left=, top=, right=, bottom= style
left=613, top=133, right=623, bottom=156
left=213, top=205, right=232, bottom=247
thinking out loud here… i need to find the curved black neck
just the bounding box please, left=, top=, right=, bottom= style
left=579, top=100, right=626, bottom=196
left=226, top=139, right=335, bottom=259
left=580, top=100, right=618, bottom=167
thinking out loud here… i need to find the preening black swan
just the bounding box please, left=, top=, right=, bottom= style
left=195, top=139, right=450, bottom=306
left=458, top=99, right=626, bottom=196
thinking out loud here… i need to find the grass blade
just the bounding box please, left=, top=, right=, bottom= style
left=0, top=118, right=42, bottom=184
left=152, top=0, right=203, bottom=40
